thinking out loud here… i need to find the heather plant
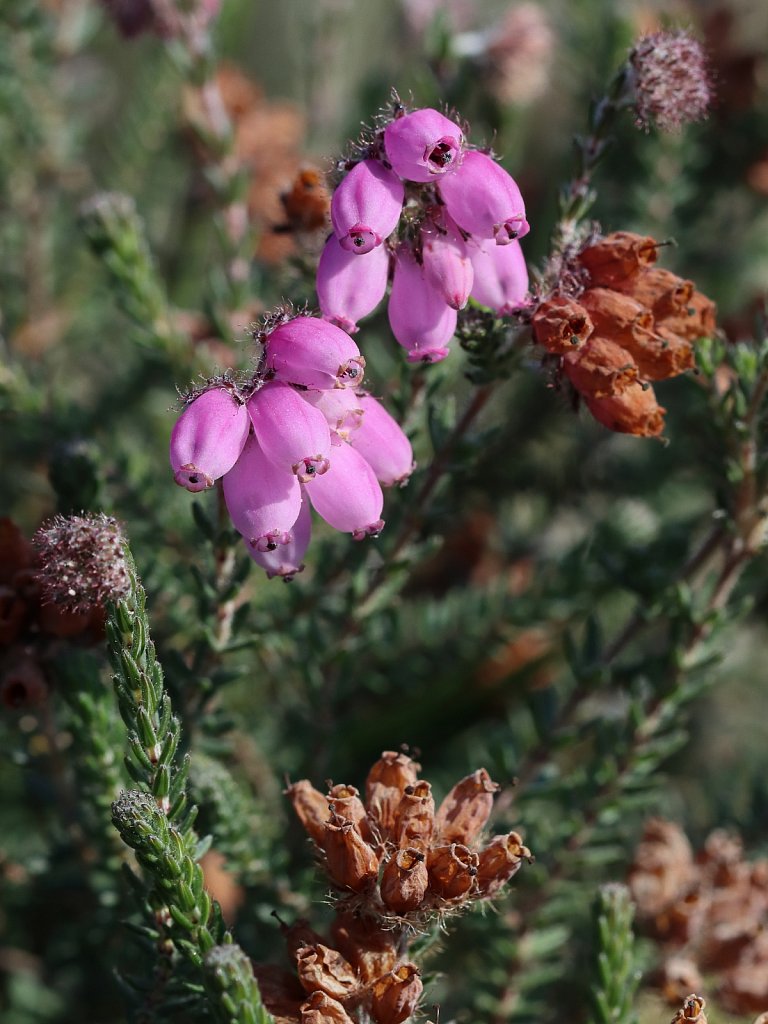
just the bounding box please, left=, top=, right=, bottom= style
left=2, top=2, right=768, bottom=1024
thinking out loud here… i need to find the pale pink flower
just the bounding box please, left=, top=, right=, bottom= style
left=247, top=382, right=331, bottom=483
left=384, top=108, right=464, bottom=182
left=438, top=150, right=529, bottom=244
left=330, top=159, right=404, bottom=254
left=222, top=434, right=302, bottom=552
left=170, top=386, right=250, bottom=492
left=307, top=437, right=384, bottom=539
left=348, top=395, right=415, bottom=486
left=468, top=237, right=529, bottom=314
left=316, top=234, right=389, bottom=333
left=265, top=315, right=366, bottom=390
left=388, top=246, right=457, bottom=363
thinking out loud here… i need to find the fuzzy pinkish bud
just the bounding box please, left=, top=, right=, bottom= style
left=222, top=435, right=302, bottom=551
left=248, top=383, right=331, bottom=483
left=170, top=386, right=250, bottom=493
left=246, top=489, right=311, bottom=581
left=630, top=30, right=712, bottom=133
left=265, top=316, right=366, bottom=391
left=388, top=247, right=457, bottom=364
left=331, top=159, right=404, bottom=255
left=307, top=438, right=384, bottom=539
left=384, top=108, right=464, bottom=182
left=420, top=216, right=473, bottom=310
left=438, top=150, right=529, bottom=244
left=468, top=237, right=529, bottom=314
left=316, top=235, right=389, bottom=334
left=301, top=389, right=365, bottom=440
left=348, top=395, right=414, bottom=487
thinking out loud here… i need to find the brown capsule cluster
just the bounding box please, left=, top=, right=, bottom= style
left=531, top=232, right=717, bottom=438
left=629, top=818, right=768, bottom=1014
left=287, top=752, right=531, bottom=922
left=0, top=518, right=108, bottom=711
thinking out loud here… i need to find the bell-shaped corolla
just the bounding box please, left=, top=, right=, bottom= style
left=348, top=394, right=414, bottom=486
left=438, top=150, right=529, bottom=244
left=246, top=487, right=312, bottom=580
left=265, top=316, right=366, bottom=390
left=222, top=434, right=302, bottom=552
left=248, top=382, right=331, bottom=483
left=170, top=386, right=250, bottom=492
left=307, top=437, right=384, bottom=539
left=330, top=159, right=404, bottom=255
left=384, top=108, right=464, bottom=183
left=316, top=235, right=389, bottom=333
left=468, top=237, right=529, bottom=314
left=388, top=246, right=457, bottom=363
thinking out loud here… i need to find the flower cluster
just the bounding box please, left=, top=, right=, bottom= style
left=170, top=314, right=414, bottom=579
left=531, top=231, right=717, bottom=437
left=629, top=819, right=768, bottom=1014
left=629, top=30, right=712, bottom=134
left=316, top=104, right=530, bottom=362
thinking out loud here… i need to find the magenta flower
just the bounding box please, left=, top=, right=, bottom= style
left=468, top=237, right=529, bottom=314
left=438, top=150, right=529, bottom=244
left=265, top=315, right=366, bottom=390
left=316, top=234, right=390, bottom=334
left=246, top=488, right=312, bottom=581
left=384, top=108, right=464, bottom=182
left=170, top=386, right=250, bottom=492
left=247, top=382, right=331, bottom=483
left=388, top=246, right=458, bottom=363
left=222, top=434, right=302, bottom=552
left=307, top=438, right=385, bottom=539
left=421, top=215, right=474, bottom=310
left=330, top=159, right=404, bottom=255
left=301, top=388, right=365, bottom=440
left=348, top=394, right=415, bottom=486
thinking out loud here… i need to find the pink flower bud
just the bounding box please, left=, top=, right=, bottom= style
left=317, top=235, right=390, bottom=334
left=468, top=237, right=529, bottom=314
left=222, top=434, right=302, bottom=551
left=307, top=438, right=384, bottom=539
left=348, top=395, right=414, bottom=486
left=246, top=488, right=311, bottom=580
left=247, top=382, right=331, bottom=483
left=301, top=389, right=365, bottom=440
left=438, top=150, right=529, bottom=244
left=420, top=216, right=473, bottom=310
left=330, top=159, right=404, bottom=255
left=384, top=108, right=464, bottom=182
left=388, top=247, right=457, bottom=363
left=265, top=316, right=366, bottom=390
left=170, top=387, right=250, bottom=492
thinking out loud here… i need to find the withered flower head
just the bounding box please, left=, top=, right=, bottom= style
left=33, top=514, right=130, bottom=614
left=564, top=337, right=639, bottom=398
left=380, top=848, right=429, bottom=915
left=327, top=784, right=370, bottom=836
left=671, top=994, right=708, bottom=1024
left=658, top=291, right=717, bottom=342
left=435, top=767, right=499, bottom=847
left=531, top=295, right=594, bottom=354
left=294, top=944, right=360, bottom=1002
left=586, top=385, right=666, bottom=437
left=616, top=268, right=694, bottom=319
left=330, top=911, right=397, bottom=984
left=630, top=31, right=713, bottom=133
left=578, top=231, right=658, bottom=288
left=370, top=964, right=423, bottom=1024
left=476, top=832, right=531, bottom=898
left=286, top=780, right=332, bottom=846
left=365, top=751, right=421, bottom=840
left=392, top=781, right=435, bottom=851
left=322, top=814, right=380, bottom=893
left=579, top=288, right=654, bottom=345
left=300, top=991, right=356, bottom=1024
left=427, top=843, right=478, bottom=900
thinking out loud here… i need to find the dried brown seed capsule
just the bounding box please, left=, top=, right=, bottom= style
left=427, top=843, right=478, bottom=899
left=300, top=990, right=357, bottom=1024
left=585, top=385, right=666, bottom=437
left=476, top=832, right=531, bottom=897
left=327, top=784, right=371, bottom=840
left=323, top=814, right=379, bottom=892
left=616, top=267, right=694, bottom=318
left=252, top=963, right=307, bottom=1022
left=365, top=751, right=420, bottom=840
left=671, top=995, right=707, bottom=1024
left=330, top=912, right=398, bottom=984
left=531, top=295, right=594, bottom=354
left=577, top=231, right=658, bottom=287
left=380, top=848, right=429, bottom=915
left=435, top=768, right=499, bottom=847
left=295, top=944, right=360, bottom=1002
left=628, top=818, right=696, bottom=918
left=392, top=780, right=435, bottom=851
left=627, top=327, right=695, bottom=381
left=287, top=780, right=333, bottom=845
left=657, top=290, right=716, bottom=342
left=563, top=336, right=640, bottom=398
left=656, top=957, right=704, bottom=1006
left=370, top=964, right=423, bottom=1024
left=579, top=287, right=654, bottom=345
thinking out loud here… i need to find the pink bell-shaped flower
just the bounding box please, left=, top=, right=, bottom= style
left=330, top=159, right=404, bottom=255
left=348, top=394, right=414, bottom=486
left=388, top=246, right=458, bottom=363
left=468, top=237, right=529, bottom=314
left=420, top=215, right=473, bottom=310
left=307, top=437, right=384, bottom=539
left=170, top=386, right=250, bottom=493
left=301, top=388, right=365, bottom=440
left=384, top=108, right=464, bottom=182
left=222, top=434, right=302, bottom=552
left=246, top=488, right=312, bottom=580
left=265, top=316, right=366, bottom=390
left=247, top=382, right=331, bottom=483
left=316, top=234, right=390, bottom=334
left=438, top=150, right=529, bottom=244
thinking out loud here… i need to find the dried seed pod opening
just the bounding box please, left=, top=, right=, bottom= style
left=380, top=848, right=429, bottom=914
left=427, top=843, right=479, bottom=899
left=531, top=295, right=594, bottom=353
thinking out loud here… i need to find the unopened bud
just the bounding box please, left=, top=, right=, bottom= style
left=301, top=991, right=356, bottom=1024
left=427, top=843, right=478, bottom=899
left=295, top=944, right=360, bottom=1002
left=392, top=780, right=435, bottom=851
left=435, top=768, right=499, bottom=847
left=531, top=295, right=594, bottom=354
left=370, top=964, right=423, bottom=1024
left=380, top=848, right=429, bottom=915
left=286, top=780, right=332, bottom=845
left=476, top=832, right=531, bottom=897
left=323, top=815, right=379, bottom=892
left=578, top=232, right=658, bottom=288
